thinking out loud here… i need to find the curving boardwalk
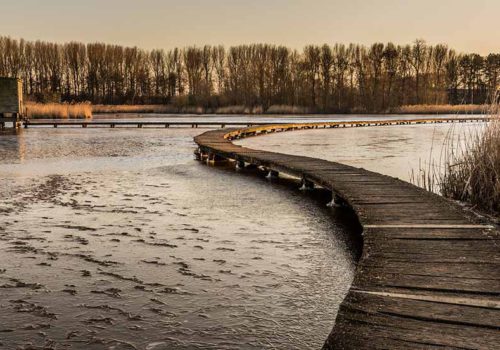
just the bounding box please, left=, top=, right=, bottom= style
left=194, top=118, right=500, bottom=349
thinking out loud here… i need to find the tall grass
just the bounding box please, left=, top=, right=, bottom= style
left=26, top=102, right=92, bottom=119
left=441, top=116, right=499, bottom=215
left=411, top=103, right=499, bottom=217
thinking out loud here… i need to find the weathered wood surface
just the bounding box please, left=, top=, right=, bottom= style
left=194, top=120, right=500, bottom=349
left=23, top=116, right=492, bottom=129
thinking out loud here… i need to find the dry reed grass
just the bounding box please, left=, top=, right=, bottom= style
left=441, top=115, right=499, bottom=215
left=212, top=104, right=310, bottom=114
left=93, top=104, right=209, bottom=114
left=26, top=102, right=92, bottom=119
left=48, top=103, right=492, bottom=116
left=92, top=104, right=312, bottom=115
left=214, top=105, right=265, bottom=114
left=411, top=102, right=500, bottom=217
left=94, top=104, right=482, bottom=115
left=391, top=104, right=493, bottom=115
left=92, top=104, right=179, bottom=114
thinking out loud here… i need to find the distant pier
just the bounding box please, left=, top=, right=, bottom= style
left=194, top=119, right=500, bottom=349
left=22, top=116, right=492, bottom=129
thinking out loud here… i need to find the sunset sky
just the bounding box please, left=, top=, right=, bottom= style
left=2, top=0, right=499, bottom=54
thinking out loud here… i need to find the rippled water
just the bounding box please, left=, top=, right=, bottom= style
left=0, top=127, right=358, bottom=349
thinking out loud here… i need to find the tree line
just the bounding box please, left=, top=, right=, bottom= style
left=0, top=36, right=499, bottom=112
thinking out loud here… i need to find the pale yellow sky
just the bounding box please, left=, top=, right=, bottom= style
left=2, top=0, right=499, bottom=54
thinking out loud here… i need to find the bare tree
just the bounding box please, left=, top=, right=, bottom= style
left=0, top=35, right=497, bottom=111
left=410, top=39, right=427, bottom=104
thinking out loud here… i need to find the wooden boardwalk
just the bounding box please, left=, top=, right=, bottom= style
left=194, top=118, right=500, bottom=349
left=22, top=120, right=264, bottom=128
left=22, top=115, right=490, bottom=129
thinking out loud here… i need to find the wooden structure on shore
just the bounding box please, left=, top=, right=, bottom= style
left=0, top=77, right=23, bottom=130
left=194, top=121, right=500, bottom=349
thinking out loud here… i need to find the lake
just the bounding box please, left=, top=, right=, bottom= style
left=0, top=115, right=482, bottom=349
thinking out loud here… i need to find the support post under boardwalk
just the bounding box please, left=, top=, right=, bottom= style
left=300, top=176, right=314, bottom=190
left=235, top=160, right=245, bottom=170
left=206, top=153, right=227, bottom=165
left=266, top=170, right=279, bottom=179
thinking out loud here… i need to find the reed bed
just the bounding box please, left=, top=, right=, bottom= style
left=214, top=106, right=265, bottom=114
left=391, top=104, right=493, bottom=115
left=93, top=104, right=263, bottom=115
left=93, top=103, right=485, bottom=115
left=411, top=104, right=499, bottom=217
left=92, top=104, right=179, bottom=114
left=441, top=116, right=499, bottom=215
left=213, top=105, right=310, bottom=114
left=26, top=102, right=92, bottom=119
left=92, top=104, right=312, bottom=115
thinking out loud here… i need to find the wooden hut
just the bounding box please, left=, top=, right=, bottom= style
left=0, top=77, right=23, bottom=129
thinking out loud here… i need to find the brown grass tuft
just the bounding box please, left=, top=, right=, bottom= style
left=26, top=102, right=92, bottom=119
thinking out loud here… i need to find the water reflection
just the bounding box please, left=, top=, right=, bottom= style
left=0, top=129, right=26, bottom=163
